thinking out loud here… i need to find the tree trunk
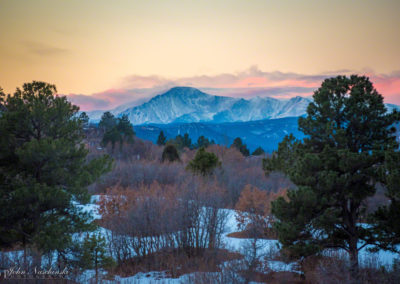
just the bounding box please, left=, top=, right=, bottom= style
left=349, top=247, right=360, bottom=284
left=23, top=237, right=27, bottom=271
left=95, top=253, right=98, bottom=284
left=32, top=246, right=42, bottom=271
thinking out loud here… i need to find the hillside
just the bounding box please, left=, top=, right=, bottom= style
left=134, top=116, right=304, bottom=152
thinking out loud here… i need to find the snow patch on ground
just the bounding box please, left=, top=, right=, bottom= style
left=3, top=196, right=398, bottom=283
left=72, top=194, right=102, bottom=220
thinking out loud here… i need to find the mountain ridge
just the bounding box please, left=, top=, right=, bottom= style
left=134, top=116, right=304, bottom=152
left=88, top=86, right=312, bottom=124
left=86, top=86, right=400, bottom=125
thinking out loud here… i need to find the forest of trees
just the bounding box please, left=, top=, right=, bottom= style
left=1, top=76, right=400, bottom=283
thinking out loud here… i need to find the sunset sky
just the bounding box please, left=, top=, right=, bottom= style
left=1, top=0, right=399, bottom=110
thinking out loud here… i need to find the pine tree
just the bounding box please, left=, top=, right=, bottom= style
left=263, top=75, right=399, bottom=283
left=252, top=147, right=265, bottom=156
left=183, top=133, right=192, bottom=149
left=372, top=150, right=400, bottom=251
left=0, top=82, right=112, bottom=256
left=101, top=127, right=120, bottom=150
left=73, top=233, right=115, bottom=283
left=101, top=114, right=135, bottom=150
left=99, top=111, right=117, bottom=132
left=171, top=134, right=184, bottom=150
left=196, top=135, right=211, bottom=148
left=79, top=112, right=90, bottom=129
left=187, top=147, right=221, bottom=176
left=116, top=114, right=135, bottom=144
left=232, top=137, right=243, bottom=149
left=232, top=137, right=250, bottom=157
left=167, top=133, right=192, bottom=150
left=156, top=130, right=167, bottom=146
left=161, top=144, right=180, bottom=162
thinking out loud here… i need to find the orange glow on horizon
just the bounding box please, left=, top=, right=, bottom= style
left=0, top=0, right=398, bottom=109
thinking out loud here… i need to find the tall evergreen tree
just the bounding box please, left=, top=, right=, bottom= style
left=116, top=114, right=135, bottom=144
left=196, top=135, right=211, bottom=148
left=167, top=134, right=191, bottom=150
left=252, top=147, right=265, bottom=156
left=156, top=130, right=167, bottom=146
left=101, top=114, right=135, bottom=150
left=372, top=150, right=400, bottom=251
left=170, top=134, right=184, bottom=150
left=101, top=127, right=120, bottom=150
left=263, top=75, right=399, bottom=283
left=79, top=112, right=90, bottom=129
left=232, top=137, right=250, bottom=157
left=183, top=133, right=192, bottom=149
left=161, top=144, right=180, bottom=162
left=0, top=82, right=112, bottom=255
left=72, top=233, right=115, bottom=283
left=187, top=147, right=221, bottom=176
left=99, top=111, right=117, bottom=132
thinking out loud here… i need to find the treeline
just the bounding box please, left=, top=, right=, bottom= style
left=96, top=111, right=266, bottom=156
left=156, top=131, right=265, bottom=156
left=88, top=139, right=291, bottom=207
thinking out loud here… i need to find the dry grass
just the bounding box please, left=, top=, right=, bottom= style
left=108, top=248, right=242, bottom=279
left=227, top=227, right=278, bottom=240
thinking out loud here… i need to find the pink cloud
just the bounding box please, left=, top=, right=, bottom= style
left=119, top=67, right=337, bottom=92
left=65, top=87, right=168, bottom=111
left=66, top=89, right=145, bottom=111
left=369, top=73, right=400, bottom=105
left=65, top=67, right=400, bottom=111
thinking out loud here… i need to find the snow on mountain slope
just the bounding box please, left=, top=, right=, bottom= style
left=119, top=87, right=237, bottom=124
left=386, top=103, right=400, bottom=113
left=116, top=87, right=311, bottom=124
left=86, top=99, right=147, bottom=122
left=276, top=96, right=311, bottom=118
left=87, top=86, right=399, bottom=125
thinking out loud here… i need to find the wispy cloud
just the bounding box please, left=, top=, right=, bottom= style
left=21, top=41, right=69, bottom=56
left=66, top=94, right=110, bottom=110
left=66, top=89, right=154, bottom=111
left=120, top=66, right=346, bottom=91
left=365, top=70, right=400, bottom=105
left=65, top=67, right=400, bottom=111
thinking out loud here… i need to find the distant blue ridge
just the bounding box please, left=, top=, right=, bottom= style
left=134, top=116, right=305, bottom=153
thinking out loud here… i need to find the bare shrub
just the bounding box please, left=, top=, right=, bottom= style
left=98, top=180, right=228, bottom=266
left=302, top=251, right=400, bottom=284
left=89, top=140, right=293, bottom=207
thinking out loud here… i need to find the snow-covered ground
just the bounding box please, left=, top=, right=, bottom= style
left=2, top=196, right=399, bottom=283
left=73, top=194, right=102, bottom=220
left=71, top=197, right=400, bottom=281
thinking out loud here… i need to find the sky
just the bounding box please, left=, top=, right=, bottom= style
left=0, top=0, right=399, bottom=110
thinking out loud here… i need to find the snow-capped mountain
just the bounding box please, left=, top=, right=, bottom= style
left=115, top=87, right=311, bottom=125
left=386, top=103, right=400, bottom=113
left=86, top=87, right=399, bottom=125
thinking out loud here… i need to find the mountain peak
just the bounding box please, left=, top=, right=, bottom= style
left=88, top=89, right=400, bottom=124
left=168, top=86, right=198, bottom=92
left=164, top=86, right=204, bottom=95
left=116, top=88, right=312, bottom=124
left=290, top=96, right=309, bottom=101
